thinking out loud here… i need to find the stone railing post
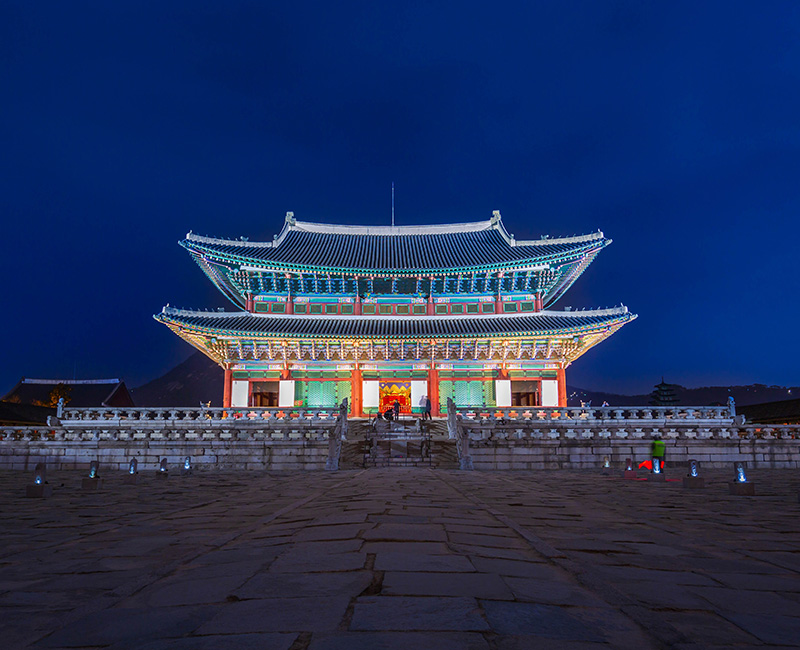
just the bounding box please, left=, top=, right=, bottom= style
left=325, top=398, right=348, bottom=471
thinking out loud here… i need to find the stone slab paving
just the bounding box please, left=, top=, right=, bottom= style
left=0, top=467, right=798, bottom=648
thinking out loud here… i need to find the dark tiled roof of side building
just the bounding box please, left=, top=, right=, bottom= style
left=739, top=397, right=800, bottom=424
left=1, top=379, right=135, bottom=408
left=0, top=401, right=55, bottom=425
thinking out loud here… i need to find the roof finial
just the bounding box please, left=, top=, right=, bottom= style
left=491, top=210, right=501, bottom=225
left=285, top=211, right=295, bottom=225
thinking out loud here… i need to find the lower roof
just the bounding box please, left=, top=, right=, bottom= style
left=156, top=306, right=635, bottom=339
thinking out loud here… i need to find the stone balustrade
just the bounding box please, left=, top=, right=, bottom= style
left=451, top=406, right=800, bottom=440
left=2, top=406, right=344, bottom=443
left=1, top=405, right=798, bottom=471
left=454, top=405, right=734, bottom=423
left=59, top=406, right=342, bottom=426
left=0, top=405, right=348, bottom=471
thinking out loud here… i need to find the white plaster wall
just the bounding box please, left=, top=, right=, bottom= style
left=495, top=380, right=511, bottom=407
left=278, top=380, right=295, bottom=407
left=231, top=380, right=249, bottom=407
left=541, top=380, right=559, bottom=407
left=411, top=380, right=427, bottom=409
left=363, top=381, right=379, bottom=409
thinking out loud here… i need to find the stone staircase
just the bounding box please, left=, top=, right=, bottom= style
left=339, top=418, right=458, bottom=469
left=430, top=439, right=459, bottom=469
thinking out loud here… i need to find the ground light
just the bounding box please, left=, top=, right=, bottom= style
left=648, top=456, right=666, bottom=482
left=729, top=461, right=755, bottom=496
left=157, top=458, right=169, bottom=479
left=82, top=460, right=103, bottom=491
left=26, top=462, right=53, bottom=498
left=181, top=456, right=192, bottom=476
left=123, top=458, right=139, bottom=484
left=623, top=457, right=636, bottom=479
left=601, top=456, right=610, bottom=475
left=683, top=459, right=705, bottom=489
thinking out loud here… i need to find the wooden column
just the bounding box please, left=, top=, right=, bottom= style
left=222, top=368, right=232, bottom=408
left=245, top=294, right=254, bottom=312
left=534, top=292, right=543, bottom=312
left=427, top=291, right=435, bottom=315
left=557, top=366, right=567, bottom=408
left=355, top=294, right=362, bottom=315
left=351, top=365, right=362, bottom=417
left=429, top=366, right=440, bottom=417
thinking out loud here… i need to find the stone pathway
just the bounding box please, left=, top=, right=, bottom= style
left=0, top=468, right=799, bottom=649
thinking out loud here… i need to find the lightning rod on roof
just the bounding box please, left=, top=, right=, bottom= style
left=391, top=182, right=395, bottom=227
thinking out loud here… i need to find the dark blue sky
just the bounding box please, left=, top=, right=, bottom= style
left=2, top=1, right=799, bottom=395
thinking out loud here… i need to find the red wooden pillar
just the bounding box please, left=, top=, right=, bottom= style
left=351, top=365, right=362, bottom=417
left=429, top=366, right=440, bottom=417
left=557, top=366, right=567, bottom=408
left=245, top=293, right=254, bottom=312
left=223, top=368, right=232, bottom=407
left=355, top=294, right=362, bottom=315
left=427, top=292, right=435, bottom=315
left=534, top=292, right=543, bottom=312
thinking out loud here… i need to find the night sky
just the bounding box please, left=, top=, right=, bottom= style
left=2, top=1, right=799, bottom=396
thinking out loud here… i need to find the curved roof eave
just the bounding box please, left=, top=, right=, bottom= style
left=154, top=306, right=636, bottom=340
left=181, top=236, right=610, bottom=277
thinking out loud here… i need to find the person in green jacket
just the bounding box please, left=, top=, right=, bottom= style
left=652, top=436, right=666, bottom=469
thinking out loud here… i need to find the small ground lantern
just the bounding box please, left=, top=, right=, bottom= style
left=157, top=458, right=169, bottom=479
left=682, top=459, right=705, bottom=489
left=729, top=461, right=755, bottom=495
left=623, top=458, right=636, bottom=479
left=82, top=460, right=103, bottom=490
left=123, top=458, right=139, bottom=484
left=26, top=463, right=53, bottom=498
left=648, top=456, right=666, bottom=482
left=181, top=456, right=192, bottom=476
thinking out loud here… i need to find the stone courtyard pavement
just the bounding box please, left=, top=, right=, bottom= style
left=1, top=468, right=799, bottom=649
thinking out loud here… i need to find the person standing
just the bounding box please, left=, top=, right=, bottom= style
left=424, top=396, right=432, bottom=420
left=393, top=399, right=400, bottom=421
left=652, top=435, right=666, bottom=469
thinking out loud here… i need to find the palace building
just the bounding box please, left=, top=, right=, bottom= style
left=156, top=211, right=635, bottom=416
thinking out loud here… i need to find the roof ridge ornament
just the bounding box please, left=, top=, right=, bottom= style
left=285, top=211, right=295, bottom=226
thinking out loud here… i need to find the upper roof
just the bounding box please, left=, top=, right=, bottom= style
left=157, top=306, right=634, bottom=339
left=1, top=378, right=135, bottom=408
left=182, top=211, right=609, bottom=275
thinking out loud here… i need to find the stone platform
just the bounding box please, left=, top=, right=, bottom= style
left=1, top=468, right=799, bottom=649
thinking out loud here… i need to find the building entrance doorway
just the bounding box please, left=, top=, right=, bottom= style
left=250, top=381, right=279, bottom=407
left=379, top=380, right=411, bottom=414
left=511, top=380, right=540, bottom=407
